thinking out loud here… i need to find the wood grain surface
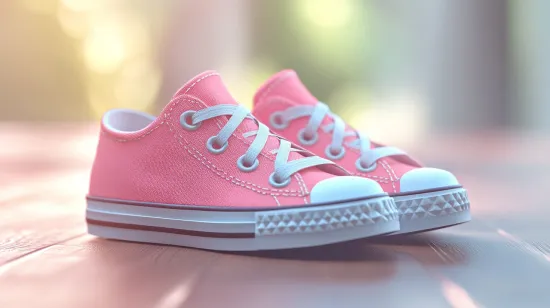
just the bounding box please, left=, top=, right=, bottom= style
left=1, top=124, right=549, bottom=308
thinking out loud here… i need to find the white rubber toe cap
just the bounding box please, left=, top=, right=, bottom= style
left=399, top=168, right=459, bottom=193
left=310, top=176, right=385, bottom=204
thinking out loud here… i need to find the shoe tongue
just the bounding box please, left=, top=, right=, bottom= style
left=172, top=70, right=238, bottom=107
left=253, top=70, right=318, bottom=107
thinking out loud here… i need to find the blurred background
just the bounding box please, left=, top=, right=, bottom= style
left=3, top=3, right=550, bottom=306
left=2, top=0, right=549, bottom=146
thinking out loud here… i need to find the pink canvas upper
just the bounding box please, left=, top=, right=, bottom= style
left=253, top=70, right=423, bottom=194
left=89, top=71, right=352, bottom=208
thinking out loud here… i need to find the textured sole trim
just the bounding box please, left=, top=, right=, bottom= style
left=86, top=196, right=400, bottom=251
left=391, top=187, right=470, bottom=235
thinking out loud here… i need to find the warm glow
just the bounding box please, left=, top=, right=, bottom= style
left=290, top=0, right=372, bottom=75
left=297, top=0, right=354, bottom=28
left=114, top=59, right=162, bottom=111
left=344, top=92, right=427, bottom=146
left=219, top=58, right=279, bottom=109
left=57, top=4, right=88, bottom=38
left=60, top=0, right=103, bottom=12
left=21, top=0, right=58, bottom=15
left=87, top=90, right=110, bottom=119
left=84, top=23, right=126, bottom=74
left=441, top=278, right=479, bottom=308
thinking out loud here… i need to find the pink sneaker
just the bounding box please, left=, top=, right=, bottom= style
left=252, top=70, right=470, bottom=234
left=86, top=71, right=399, bottom=251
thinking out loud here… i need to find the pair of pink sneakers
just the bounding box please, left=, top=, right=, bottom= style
left=86, top=70, right=470, bottom=251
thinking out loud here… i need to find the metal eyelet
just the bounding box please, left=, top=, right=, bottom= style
left=297, top=128, right=318, bottom=146
left=269, top=173, right=291, bottom=188
left=269, top=112, right=288, bottom=130
left=180, top=110, right=201, bottom=131
left=355, top=159, right=377, bottom=173
left=324, top=145, right=346, bottom=160
left=237, top=155, right=259, bottom=172
left=206, top=136, right=228, bottom=154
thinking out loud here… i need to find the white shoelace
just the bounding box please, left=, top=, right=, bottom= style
left=273, top=102, right=407, bottom=171
left=182, top=104, right=336, bottom=187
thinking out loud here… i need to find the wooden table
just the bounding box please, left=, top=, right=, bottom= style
left=1, top=124, right=549, bottom=308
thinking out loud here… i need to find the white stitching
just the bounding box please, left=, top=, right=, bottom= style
left=171, top=137, right=301, bottom=196
left=165, top=96, right=304, bottom=196
left=384, top=160, right=399, bottom=180
left=102, top=100, right=304, bottom=195
left=182, top=72, right=219, bottom=95
left=293, top=174, right=305, bottom=196
left=101, top=73, right=307, bottom=197
left=350, top=174, right=390, bottom=184
left=272, top=195, right=281, bottom=206
left=173, top=133, right=303, bottom=195
left=102, top=73, right=220, bottom=143
left=167, top=98, right=304, bottom=194
left=295, top=173, right=310, bottom=195
left=350, top=174, right=391, bottom=181
left=379, top=160, right=393, bottom=180
left=380, top=160, right=397, bottom=193
left=293, top=174, right=304, bottom=195
left=168, top=130, right=302, bottom=195
left=257, top=71, right=294, bottom=102
left=294, top=174, right=309, bottom=204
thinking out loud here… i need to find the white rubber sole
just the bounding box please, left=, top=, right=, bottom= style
left=86, top=195, right=400, bottom=251
left=391, top=187, right=470, bottom=235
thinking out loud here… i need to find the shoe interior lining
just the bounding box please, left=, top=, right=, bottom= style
left=103, top=109, right=156, bottom=133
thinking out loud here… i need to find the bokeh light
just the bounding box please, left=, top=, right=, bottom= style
left=297, top=0, right=353, bottom=29
left=114, top=58, right=162, bottom=111
left=57, top=4, right=88, bottom=39
left=48, top=0, right=161, bottom=117
left=83, top=23, right=126, bottom=74
left=288, top=0, right=375, bottom=77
